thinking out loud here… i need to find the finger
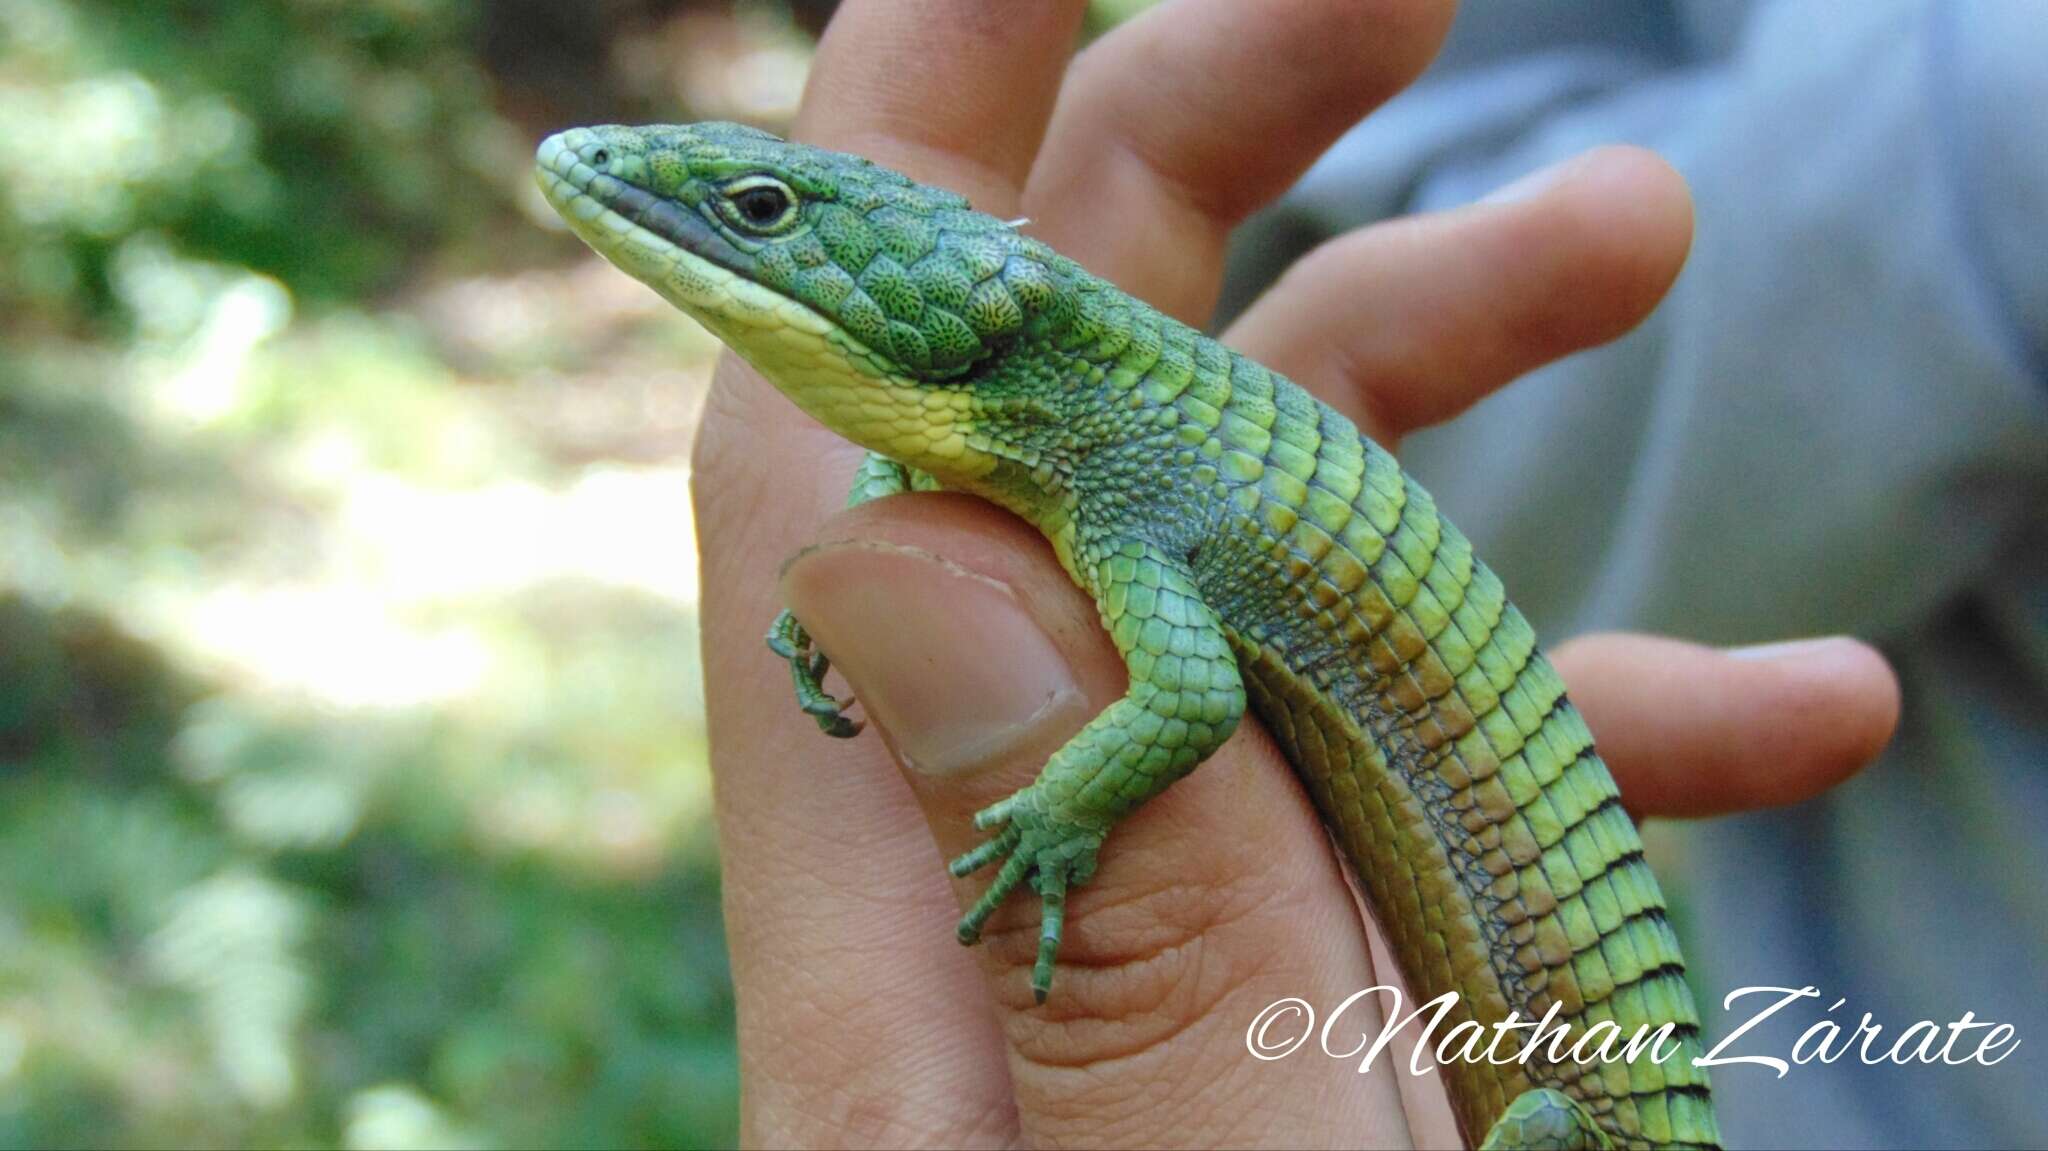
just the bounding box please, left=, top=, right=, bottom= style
left=1028, top=0, right=1456, bottom=320
left=1226, top=147, right=1695, bottom=445
left=694, top=7, right=1131, bottom=1141
left=783, top=494, right=1416, bottom=1149
left=1550, top=633, right=1901, bottom=819
left=798, top=0, right=1088, bottom=211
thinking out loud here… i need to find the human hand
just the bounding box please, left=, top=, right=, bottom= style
left=688, top=2, right=1902, bottom=1145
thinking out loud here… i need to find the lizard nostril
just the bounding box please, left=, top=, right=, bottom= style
left=590, top=147, right=610, bottom=167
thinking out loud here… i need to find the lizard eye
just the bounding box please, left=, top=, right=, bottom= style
left=719, top=177, right=799, bottom=234
left=735, top=186, right=787, bottom=223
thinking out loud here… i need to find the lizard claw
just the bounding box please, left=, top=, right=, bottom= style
left=767, top=610, right=864, bottom=738
left=948, top=788, right=1104, bottom=1002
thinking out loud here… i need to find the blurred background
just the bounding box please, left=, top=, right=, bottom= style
left=1, top=1, right=1162, bottom=1145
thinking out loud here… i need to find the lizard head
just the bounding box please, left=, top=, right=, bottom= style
left=537, top=123, right=1086, bottom=473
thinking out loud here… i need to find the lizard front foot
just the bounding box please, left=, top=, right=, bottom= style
left=948, top=788, right=1106, bottom=1003
left=766, top=610, right=862, bottom=738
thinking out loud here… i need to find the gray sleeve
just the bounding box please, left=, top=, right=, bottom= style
left=1246, top=0, right=2048, bottom=642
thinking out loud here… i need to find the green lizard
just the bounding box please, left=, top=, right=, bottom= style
left=537, top=121, right=1720, bottom=1151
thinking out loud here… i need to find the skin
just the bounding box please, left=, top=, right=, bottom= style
left=671, top=1, right=1903, bottom=1146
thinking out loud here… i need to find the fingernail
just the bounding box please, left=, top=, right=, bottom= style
left=1725, top=636, right=1856, bottom=662
left=1480, top=156, right=1579, bottom=205
left=780, top=540, right=1087, bottom=777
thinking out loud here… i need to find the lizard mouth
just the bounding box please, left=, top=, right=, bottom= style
left=534, top=131, right=752, bottom=279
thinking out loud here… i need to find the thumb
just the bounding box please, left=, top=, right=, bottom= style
left=781, top=493, right=1124, bottom=782
left=780, top=493, right=1413, bottom=1149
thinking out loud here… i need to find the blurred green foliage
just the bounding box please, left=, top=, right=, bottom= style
left=0, top=0, right=540, bottom=332
left=0, top=0, right=820, bottom=1146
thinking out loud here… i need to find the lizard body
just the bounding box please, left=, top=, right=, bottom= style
left=537, top=121, right=1719, bottom=1150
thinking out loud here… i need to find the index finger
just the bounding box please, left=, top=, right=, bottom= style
left=797, top=0, right=1088, bottom=211
left=1025, top=0, right=1454, bottom=320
